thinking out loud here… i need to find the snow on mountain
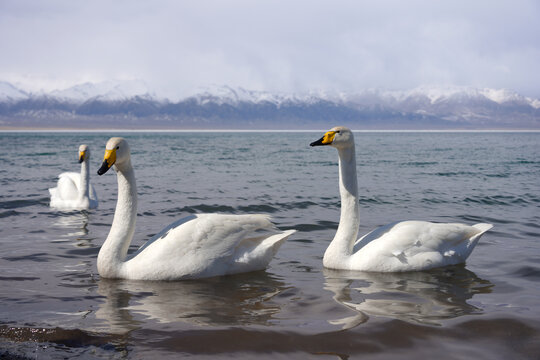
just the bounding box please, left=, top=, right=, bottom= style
left=49, top=79, right=155, bottom=102
left=0, top=79, right=538, bottom=128
left=479, top=88, right=540, bottom=108
left=198, top=85, right=540, bottom=109
left=190, top=85, right=263, bottom=105
left=358, top=85, right=537, bottom=107
left=0, top=81, right=29, bottom=101
left=1, top=80, right=538, bottom=109
left=190, top=84, right=323, bottom=107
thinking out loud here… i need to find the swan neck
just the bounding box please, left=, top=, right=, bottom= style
left=338, top=147, right=358, bottom=199
left=97, top=160, right=137, bottom=278
left=78, top=159, right=90, bottom=200
left=324, top=145, right=359, bottom=267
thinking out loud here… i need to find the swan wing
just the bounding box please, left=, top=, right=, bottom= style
left=353, top=221, right=402, bottom=253
left=49, top=172, right=79, bottom=207
left=352, top=221, right=492, bottom=271
left=126, top=214, right=291, bottom=279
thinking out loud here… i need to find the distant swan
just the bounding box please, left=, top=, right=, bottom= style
left=310, top=126, right=492, bottom=272
left=49, top=144, right=98, bottom=210
left=96, top=137, right=295, bottom=280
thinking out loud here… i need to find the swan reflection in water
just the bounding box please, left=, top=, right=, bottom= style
left=324, top=265, right=493, bottom=329
left=95, top=272, right=288, bottom=333
left=50, top=211, right=90, bottom=239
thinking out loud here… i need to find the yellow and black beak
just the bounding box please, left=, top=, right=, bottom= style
left=310, top=130, right=336, bottom=147
left=97, top=148, right=116, bottom=175
left=78, top=151, right=86, bottom=163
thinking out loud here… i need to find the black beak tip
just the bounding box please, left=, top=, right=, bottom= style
left=310, top=137, right=325, bottom=147
left=97, top=161, right=110, bottom=176
left=78, top=157, right=84, bottom=163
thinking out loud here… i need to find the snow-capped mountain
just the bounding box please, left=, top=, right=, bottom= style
left=1, top=80, right=539, bottom=129
left=188, top=85, right=327, bottom=107
left=0, top=81, right=30, bottom=102
left=0, top=80, right=155, bottom=103
left=50, top=79, right=155, bottom=102
left=188, top=85, right=540, bottom=108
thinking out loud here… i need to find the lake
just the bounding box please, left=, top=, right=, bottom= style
left=1, top=131, right=539, bottom=359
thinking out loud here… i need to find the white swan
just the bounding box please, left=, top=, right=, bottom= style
left=95, top=137, right=295, bottom=280
left=49, top=144, right=98, bottom=210
left=310, top=126, right=492, bottom=272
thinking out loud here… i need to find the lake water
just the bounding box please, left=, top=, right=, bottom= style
left=1, top=131, right=539, bottom=359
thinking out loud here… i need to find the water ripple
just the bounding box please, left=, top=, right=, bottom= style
left=0, top=198, right=44, bottom=210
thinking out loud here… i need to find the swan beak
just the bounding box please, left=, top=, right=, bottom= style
left=78, top=151, right=85, bottom=163
left=310, top=131, right=336, bottom=146
left=97, top=149, right=116, bottom=175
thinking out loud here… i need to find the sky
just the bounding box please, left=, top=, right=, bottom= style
left=1, top=0, right=540, bottom=99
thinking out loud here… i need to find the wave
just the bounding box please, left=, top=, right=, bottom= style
left=419, top=194, right=539, bottom=208
left=0, top=276, right=40, bottom=281
left=237, top=204, right=279, bottom=213
left=23, top=152, right=58, bottom=157
left=3, top=252, right=52, bottom=263
left=160, top=204, right=237, bottom=215
left=0, top=210, right=29, bottom=219
left=404, top=161, right=439, bottom=167
left=159, top=201, right=320, bottom=215
left=273, top=201, right=318, bottom=210
left=512, top=266, right=540, bottom=281
left=464, top=195, right=532, bottom=206
left=293, top=220, right=338, bottom=232
left=0, top=198, right=47, bottom=210
left=435, top=171, right=478, bottom=177
left=359, top=196, right=394, bottom=205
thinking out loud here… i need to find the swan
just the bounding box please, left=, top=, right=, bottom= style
left=310, top=126, right=492, bottom=272
left=49, top=144, right=98, bottom=210
left=95, top=137, right=295, bottom=280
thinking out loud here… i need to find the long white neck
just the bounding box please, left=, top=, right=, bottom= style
left=97, top=160, right=137, bottom=278
left=78, top=158, right=90, bottom=201
left=323, top=145, right=359, bottom=268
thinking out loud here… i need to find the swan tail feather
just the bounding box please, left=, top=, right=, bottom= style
left=230, top=229, right=296, bottom=274
left=462, top=223, right=493, bottom=259
left=472, top=223, right=493, bottom=233
left=469, top=223, right=493, bottom=246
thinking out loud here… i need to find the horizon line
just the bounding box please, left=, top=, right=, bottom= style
left=1, top=128, right=539, bottom=133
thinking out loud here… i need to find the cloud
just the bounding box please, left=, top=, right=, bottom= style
left=1, top=0, right=539, bottom=98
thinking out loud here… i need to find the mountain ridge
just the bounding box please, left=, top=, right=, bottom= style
left=1, top=81, right=539, bottom=129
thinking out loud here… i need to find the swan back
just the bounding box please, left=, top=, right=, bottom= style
left=120, top=214, right=294, bottom=280
left=347, top=221, right=492, bottom=272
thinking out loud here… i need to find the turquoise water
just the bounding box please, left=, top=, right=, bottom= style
left=1, top=131, right=539, bottom=359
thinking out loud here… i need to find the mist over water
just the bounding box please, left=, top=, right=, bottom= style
left=1, top=131, right=539, bottom=359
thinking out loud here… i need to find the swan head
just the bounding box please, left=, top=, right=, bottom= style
left=97, top=137, right=130, bottom=175
left=310, top=126, right=354, bottom=149
left=78, top=144, right=90, bottom=163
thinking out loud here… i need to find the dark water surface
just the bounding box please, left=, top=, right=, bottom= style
left=1, top=131, right=539, bottom=359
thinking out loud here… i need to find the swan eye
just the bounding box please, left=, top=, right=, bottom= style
left=116, top=146, right=120, bottom=150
